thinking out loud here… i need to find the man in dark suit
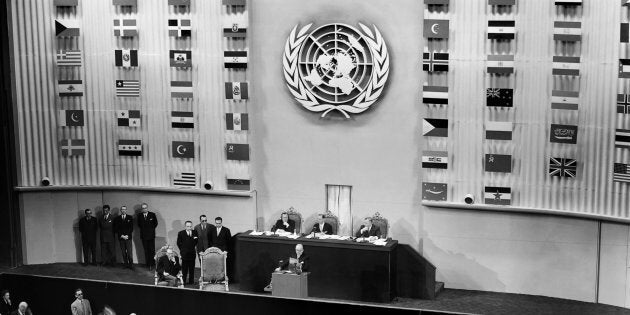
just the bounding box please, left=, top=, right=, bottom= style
left=355, top=218, right=382, bottom=238
left=264, top=244, right=309, bottom=292
left=209, top=217, right=231, bottom=252
left=114, top=206, right=134, bottom=269
left=156, top=248, right=181, bottom=287
left=271, top=212, right=295, bottom=233
left=137, top=203, right=158, bottom=269
left=1, top=290, right=15, bottom=315
left=99, top=205, right=116, bottom=266
left=177, top=221, right=198, bottom=285
left=311, top=214, right=333, bottom=235
left=10, top=302, right=30, bottom=315
left=78, top=209, right=98, bottom=266
left=194, top=215, right=212, bottom=261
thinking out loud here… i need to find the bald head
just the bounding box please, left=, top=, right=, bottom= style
left=295, top=244, right=304, bottom=257
left=18, top=302, right=27, bottom=311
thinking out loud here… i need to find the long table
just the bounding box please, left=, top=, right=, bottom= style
left=235, top=231, right=398, bottom=302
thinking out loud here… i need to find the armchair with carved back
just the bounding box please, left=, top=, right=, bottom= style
left=199, top=247, right=229, bottom=291
left=286, top=206, right=303, bottom=234
left=322, top=210, right=339, bottom=235
left=369, top=212, right=389, bottom=238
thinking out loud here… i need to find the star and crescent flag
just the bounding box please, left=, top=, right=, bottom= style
left=484, top=187, right=511, bottom=205
left=61, top=139, right=85, bottom=157
left=172, top=141, right=195, bottom=158
left=422, top=182, right=447, bottom=201
left=59, top=110, right=84, bottom=127
left=424, top=19, right=449, bottom=39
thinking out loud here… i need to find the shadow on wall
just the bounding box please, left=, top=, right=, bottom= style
left=169, top=220, right=185, bottom=251
left=73, top=213, right=81, bottom=262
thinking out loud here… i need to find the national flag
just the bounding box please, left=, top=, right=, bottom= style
left=424, top=19, right=449, bottom=39
left=172, top=172, right=196, bottom=187
left=171, top=111, right=194, bottom=128
left=422, top=86, right=448, bottom=104
left=613, top=163, right=630, bottom=183
left=227, top=179, right=250, bottom=190
left=60, top=139, right=85, bottom=157
left=485, top=154, right=511, bottom=173
left=169, top=0, right=190, bottom=5
left=226, top=113, right=249, bottom=131
left=113, top=19, right=138, bottom=37
left=550, top=124, right=578, bottom=144
left=484, top=187, right=511, bottom=205
left=422, top=182, right=447, bottom=201
left=118, top=139, right=142, bottom=156
left=422, top=119, right=448, bottom=137
left=169, top=50, right=192, bottom=67
left=485, top=121, right=512, bottom=140
left=55, top=20, right=80, bottom=37
left=486, top=88, right=513, bottom=107
left=555, top=0, right=582, bottom=5
left=622, top=23, right=629, bottom=43
left=551, top=90, right=579, bottom=110
left=549, top=157, right=577, bottom=178
left=168, top=19, right=192, bottom=37
left=58, top=80, right=84, bottom=97
left=224, top=51, right=248, bottom=68
left=487, top=20, right=515, bottom=39
left=423, top=52, right=449, bottom=72
left=425, top=0, right=449, bottom=3
left=618, top=94, right=630, bottom=114
left=620, top=59, right=630, bottom=78
left=58, top=110, right=84, bottom=127
left=223, top=13, right=248, bottom=38
left=225, top=82, right=249, bottom=100
left=54, top=0, right=78, bottom=6
left=115, top=50, right=138, bottom=68
left=552, top=56, right=580, bottom=76
left=117, top=110, right=141, bottom=127
left=616, top=129, right=630, bottom=148
left=171, top=81, right=193, bottom=98
left=223, top=0, right=246, bottom=5
left=489, top=0, right=515, bottom=4
left=422, top=151, right=448, bottom=169
left=115, top=80, right=140, bottom=97
left=172, top=141, right=195, bottom=158
left=554, top=21, right=581, bottom=41
left=113, top=0, right=137, bottom=6
left=226, top=143, right=250, bottom=161
left=487, top=55, right=514, bottom=74
left=56, top=50, right=82, bottom=67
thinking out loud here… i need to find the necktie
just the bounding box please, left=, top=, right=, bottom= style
left=144, top=213, right=147, bottom=219
left=81, top=300, right=85, bottom=314
left=202, top=224, right=205, bottom=230
left=123, top=215, right=125, bottom=220
left=188, top=231, right=191, bottom=237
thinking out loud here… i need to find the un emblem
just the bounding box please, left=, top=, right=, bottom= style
left=283, top=23, right=390, bottom=118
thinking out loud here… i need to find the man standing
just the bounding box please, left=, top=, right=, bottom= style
left=114, top=206, right=134, bottom=269
left=70, top=288, right=92, bottom=315
left=209, top=217, right=231, bottom=252
left=194, top=215, right=211, bottom=260
left=99, top=205, right=116, bottom=266
left=137, top=203, right=158, bottom=269
left=156, top=248, right=181, bottom=287
left=177, top=221, right=198, bottom=285
left=78, top=209, right=98, bottom=266
left=271, top=212, right=295, bottom=233
left=1, top=290, right=15, bottom=315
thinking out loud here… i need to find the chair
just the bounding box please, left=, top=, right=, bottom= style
left=286, top=207, right=303, bottom=234
left=154, top=245, right=184, bottom=288
left=322, top=210, right=339, bottom=235
left=199, top=247, right=229, bottom=291
left=369, top=212, right=389, bottom=238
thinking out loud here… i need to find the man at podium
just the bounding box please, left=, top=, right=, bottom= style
left=264, top=244, right=309, bottom=292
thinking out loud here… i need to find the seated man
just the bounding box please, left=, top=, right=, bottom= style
left=264, top=244, right=309, bottom=292
left=156, top=248, right=182, bottom=287
left=355, top=217, right=382, bottom=238
left=271, top=212, right=296, bottom=234
left=311, top=214, right=333, bottom=235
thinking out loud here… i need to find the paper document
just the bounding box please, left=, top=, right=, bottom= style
left=249, top=231, right=263, bottom=236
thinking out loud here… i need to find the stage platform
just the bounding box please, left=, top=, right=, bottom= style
left=0, top=263, right=628, bottom=315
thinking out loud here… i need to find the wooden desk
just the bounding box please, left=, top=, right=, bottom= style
left=272, top=272, right=309, bottom=298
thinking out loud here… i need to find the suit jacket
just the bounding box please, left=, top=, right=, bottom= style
left=79, top=216, right=98, bottom=243
left=114, top=214, right=133, bottom=239
left=0, top=299, right=15, bottom=315
left=208, top=226, right=231, bottom=251
left=176, top=230, right=198, bottom=260
left=311, top=222, right=333, bottom=235
left=10, top=310, right=31, bottom=315
left=355, top=224, right=382, bottom=238
left=157, top=254, right=181, bottom=280
left=271, top=219, right=296, bottom=233
left=70, top=298, right=92, bottom=315
left=281, top=253, right=310, bottom=272
left=99, top=213, right=115, bottom=243
left=194, top=223, right=213, bottom=253
left=137, top=211, right=158, bottom=240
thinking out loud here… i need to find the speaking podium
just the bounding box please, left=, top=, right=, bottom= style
left=271, top=272, right=309, bottom=298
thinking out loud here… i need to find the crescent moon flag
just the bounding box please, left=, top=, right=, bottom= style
left=172, top=141, right=194, bottom=158
left=423, top=19, right=449, bottom=39
left=58, top=110, right=84, bottom=127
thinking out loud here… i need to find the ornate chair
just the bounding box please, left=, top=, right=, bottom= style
left=286, top=206, right=303, bottom=234
left=199, top=247, right=229, bottom=291
left=322, top=210, right=339, bottom=235
left=154, top=245, right=184, bottom=288
left=369, top=212, right=389, bottom=238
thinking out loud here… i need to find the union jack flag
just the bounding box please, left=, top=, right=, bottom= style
left=549, top=157, right=577, bottom=178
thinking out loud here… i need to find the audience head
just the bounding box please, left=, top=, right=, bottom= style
left=103, top=205, right=110, bottom=213
left=199, top=215, right=207, bottom=223
left=84, top=209, right=92, bottom=218
left=1, top=290, right=9, bottom=300
left=18, top=302, right=27, bottom=311
left=215, top=217, right=223, bottom=228
left=120, top=206, right=127, bottom=214
left=281, top=212, right=288, bottom=222
left=185, top=221, right=193, bottom=231
left=75, top=288, right=83, bottom=300
left=141, top=203, right=148, bottom=213
left=295, top=244, right=304, bottom=256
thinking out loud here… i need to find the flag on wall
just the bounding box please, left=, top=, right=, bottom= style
left=422, top=151, right=448, bottom=169
left=172, top=172, right=196, bottom=187
left=549, top=158, right=577, bottom=178
left=489, top=0, right=515, bottom=5
left=422, top=182, right=447, bottom=201
left=169, top=0, right=190, bottom=5
left=113, top=0, right=137, bottom=6
left=423, top=19, right=449, bottom=39
left=115, top=80, right=140, bottom=97
left=552, top=56, right=580, bottom=76
left=226, top=113, right=249, bottom=131
left=54, top=0, right=78, bottom=6
left=422, top=52, right=449, bottom=72
left=118, top=139, right=142, bottom=156
left=225, top=82, right=249, bottom=100
left=172, top=141, right=194, bottom=158
left=55, top=20, right=80, bottom=37
left=554, top=21, right=581, bottom=41
left=618, top=94, right=630, bottom=114
left=171, top=111, right=194, bottom=128
left=485, top=154, right=511, bottom=173
left=61, top=139, right=85, bottom=157
left=224, top=51, right=248, bottom=68
left=56, top=50, right=82, bottom=67
left=113, top=19, right=138, bottom=37
left=486, top=88, right=513, bottom=107
left=487, top=55, right=514, bottom=74
left=422, top=119, right=448, bottom=137
left=58, top=80, right=84, bottom=97
left=115, top=50, right=138, bottom=68
left=551, top=90, right=579, bottom=110
left=422, top=86, right=448, bottom=104
left=117, top=110, right=141, bottom=127
left=424, top=0, right=449, bottom=4
left=555, top=0, right=582, bottom=5
left=620, top=59, right=630, bottom=78
left=484, top=187, right=511, bottom=205
left=223, top=13, right=248, bottom=38
left=614, top=163, right=630, bottom=183
left=168, top=19, right=192, bottom=37
left=59, top=110, right=84, bottom=127
left=226, top=143, right=250, bottom=161
left=169, top=50, right=192, bottom=67
left=171, top=81, right=193, bottom=98
left=616, top=129, right=630, bottom=148
left=223, top=0, right=246, bottom=5
left=227, top=179, right=250, bottom=190
left=550, top=124, right=578, bottom=144
left=487, top=20, right=515, bottom=39
left=485, top=121, right=512, bottom=140
left=622, top=23, right=629, bottom=43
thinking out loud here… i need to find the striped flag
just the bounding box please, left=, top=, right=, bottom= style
left=224, top=51, right=248, bottom=68
left=554, top=21, right=581, bottom=42
left=620, top=59, right=630, bottom=78
left=425, top=0, right=449, bottom=3
left=168, top=19, right=192, bottom=37
left=485, top=121, right=512, bottom=140
left=172, top=172, right=197, bottom=187
left=171, top=81, right=193, bottom=98
left=169, top=50, right=192, bottom=67
left=59, top=110, right=84, bottom=127
left=115, top=49, right=138, bottom=67
left=225, top=82, right=249, bottom=100
left=622, top=23, right=629, bottom=43
left=422, top=86, right=448, bottom=104
left=223, top=0, right=246, bottom=5
left=118, top=139, right=142, bottom=156
left=487, top=20, right=515, bottom=39
left=488, top=0, right=515, bottom=4
left=58, top=80, right=84, bottom=97
left=555, top=0, right=581, bottom=5
left=227, top=179, right=250, bottom=190
left=117, top=110, right=141, bottom=127
left=169, top=0, right=190, bottom=5
left=226, top=113, right=249, bottom=131
left=549, top=157, right=577, bottom=178
left=55, top=20, right=80, bottom=37
left=613, top=163, right=630, bottom=183
left=115, top=80, right=140, bottom=97
left=223, top=12, right=248, bottom=38
left=552, top=56, right=580, bottom=76
left=618, top=94, right=630, bottom=114
left=551, top=90, right=579, bottom=110
left=113, top=19, right=138, bottom=37
left=484, top=186, right=511, bottom=205
left=422, top=151, right=448, bottom=169
left=113, top=0, right=137, bottom=5
left=60, top=139, right=85, bottom=157
left=54, top=0, right=78, bottom=6
left=487, top=55, right=514, bottom=74
left=616, top=129, right=630, bottom=148
left=422, top=119, right=448, bottom=137
left=56, top=50, right=82, bottom=67
left=171, top=111, right=194, bottom=128
left=423, top=52, right=449, bottom=72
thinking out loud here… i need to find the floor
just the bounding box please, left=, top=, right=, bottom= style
left=1, top=263, right=629, bottom=315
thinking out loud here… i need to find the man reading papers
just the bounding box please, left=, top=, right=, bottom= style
left=264, top=244, right=309, bottom=292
